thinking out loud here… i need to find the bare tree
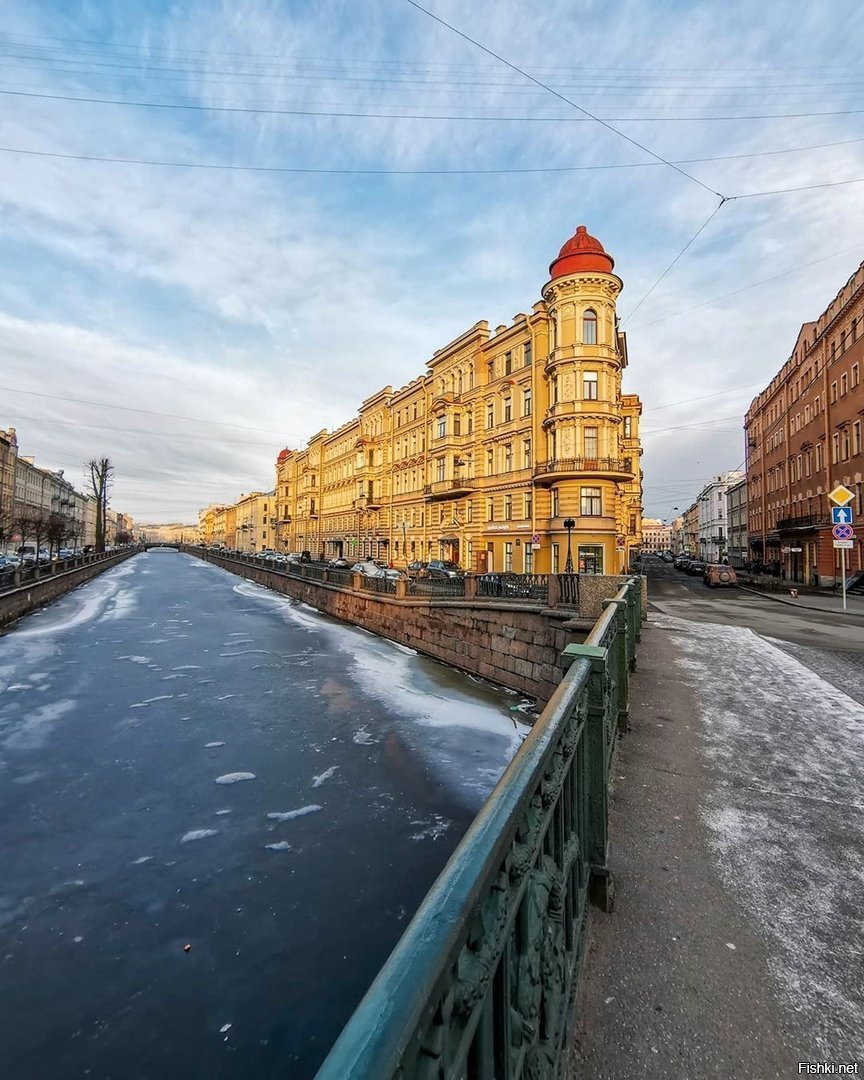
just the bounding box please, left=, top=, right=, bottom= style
left=11, top=504, right=50, bottom=558
left=46, top=511, right=73, bottom=556
left=87, top=458, right=113, bottom=553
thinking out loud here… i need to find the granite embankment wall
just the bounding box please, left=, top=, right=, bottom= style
left=0, top=550, right=137, bottom=630
left=192, top=550, right=642, bottom=705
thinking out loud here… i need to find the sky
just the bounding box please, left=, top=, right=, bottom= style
left=2, top=0, right=864, bottom=524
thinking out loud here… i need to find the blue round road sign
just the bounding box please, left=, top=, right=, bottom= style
left=832, top=523, right=854, bottom=541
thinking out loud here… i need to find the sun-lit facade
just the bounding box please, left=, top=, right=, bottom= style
left=271, top=226, right=643, bottom=573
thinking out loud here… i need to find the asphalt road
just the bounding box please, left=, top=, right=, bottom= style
left=644, top=557, right=864, bottom=705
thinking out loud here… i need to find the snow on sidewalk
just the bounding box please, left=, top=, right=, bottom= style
left=656, top=613, right=864, bottom=1059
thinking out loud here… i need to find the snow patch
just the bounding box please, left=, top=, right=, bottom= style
left=311, top=765, right=339, bottom=788
left=264, top=841, right=292, bottom=851
left=180, top=829, right=218, bottom=843
left=266, top=805, right=322, bottom=822
left=214, top=772, right=256, bottom=785
left=205, top=741, right=226, bottom=748
left=2, top=700, right=76, bottom=750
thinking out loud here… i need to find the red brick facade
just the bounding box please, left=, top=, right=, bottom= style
left=745, top=261, right=864, bottom=585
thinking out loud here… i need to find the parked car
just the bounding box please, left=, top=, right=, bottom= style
left=704, top=564, right=737, bottom=588
left=685, top=559, right=706, bottom=576
left=420, top=560, right=464, bottom=581
left=405, top=560, right=428, bottom=579
left=327, top=557, right=350, bottom=568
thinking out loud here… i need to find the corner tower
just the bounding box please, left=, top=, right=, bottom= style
left=538, top=226, right=639, bottom=574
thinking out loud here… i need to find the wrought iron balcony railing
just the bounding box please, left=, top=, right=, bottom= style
left=776, top=514, right=829, bottom=532
left=534, top=457, right=632, bottom=477
left=423, top=478, right=475, bottom=498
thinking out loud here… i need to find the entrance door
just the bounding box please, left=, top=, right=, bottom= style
left=475, top=550, right=488, bottom=573
left=486, top=542, right=495, bottom=572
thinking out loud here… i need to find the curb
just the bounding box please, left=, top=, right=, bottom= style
left=737, top=584, right=864, bottom=617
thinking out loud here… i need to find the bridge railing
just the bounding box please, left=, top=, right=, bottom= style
left=314, top=576, right=642, bottom=1080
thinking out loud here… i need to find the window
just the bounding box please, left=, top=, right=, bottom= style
left=583, top=308, right=598, bottom=344
left=523, top=439, right=532, bottom=468
left=832, top=433, right=839, bottom=464
left=487, top=402, right=494, bottom=428
left=487, top=360, right=495, bottom=383
left=551, top=543, right=560, bottom=574
left=623, top=416, right=632, bottom=438
left=549, top=317, right=557, bottom=350
left=551, top=375, right=559, bottom=404
left=581, top=486, right=602, bottom=515
left=843, top=428, right=851, bottom=460
left=486, top=448, right=494, bottom=475
left=841, top=373, right=848, bottom=396
left=629, top=513, right=636, bottom=534
left=486, top=497, right=495, bottom=522
left=525, top=491, right=533, bottom=518
left=854, top=421, right=862, bottom=456
left=437, top=416, right=446, bottom=438
left=831, top=381, right=838, bottom=403
left=413, top=403, right=418, bottom=420
left=504, top=444, right=513, bottom=471
left=584, top=426, right=598, bottom=458
left=524, top=340, right=532, bottom=367
left=523, top=388, right=532, bottom=417
left=853, top=363, right=860, bottom=388
left=583, top=371, right=598, bottom=400
left=466, top=501, right=473, bottom=523
left=503, top=397, right=512, bottom=423
left=551, top=488, right=560, bottom=517
left=467, top=412, right=473, bottom=435
left=504, top=494, right=513, bottom=520
left=504, top=351, right=513, bottom=375
left=504, top=542, right=513, bottom=572
left=436, top=457, right=445, bottom=482
left=524, top=545, right=533, bottom=573
left=453, top=414, right=461, bottom=436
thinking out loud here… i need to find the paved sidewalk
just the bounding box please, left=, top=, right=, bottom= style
left=570, top=616, right=864, bottom=1078
left=738, top=584, right=864, bottom=617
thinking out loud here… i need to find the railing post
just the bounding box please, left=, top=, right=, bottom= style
left=463, top=574, right=477, bottom=601
left=602, top=598, right=629, bottom=733
left=546, top=572, right=561, bottom=607
left=352, top=572, right=363, bottom=591
left=560, top=642, right=613, bottom=910
left=395, top=577, right=408, bottom=599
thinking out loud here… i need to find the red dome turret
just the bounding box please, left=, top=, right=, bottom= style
left=549, top=225, right=614, bottom=279
left=277, top=448, right=291, bottom=463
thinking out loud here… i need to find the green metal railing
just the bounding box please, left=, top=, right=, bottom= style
left=315, top=577, right=642, bottom=1080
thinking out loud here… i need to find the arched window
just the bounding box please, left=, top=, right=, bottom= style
left=583, top=309, right=598, bottom=344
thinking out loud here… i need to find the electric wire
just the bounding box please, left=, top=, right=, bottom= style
left=2, top=132, right=864, bottom=176
left=400, top=0, right=722, bottom=197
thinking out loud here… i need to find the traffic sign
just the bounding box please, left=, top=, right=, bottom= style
left=834, top=539, right=854, bottom=549
left=833, top=523, right=854, bottom=541
left=531, top=534, right=540, bottom=544
left=828, top=484, right=855, bottom=506
left=832, top=506, right=854, bottom=525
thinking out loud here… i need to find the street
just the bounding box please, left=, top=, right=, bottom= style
left=644, top=557, right=864, bottom=705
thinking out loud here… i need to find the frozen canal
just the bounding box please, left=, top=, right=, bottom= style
left=0, top=550, right=531, bottom=1079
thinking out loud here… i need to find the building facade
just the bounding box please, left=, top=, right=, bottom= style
left=696, top=471, right=743, bottom=564
left=271, top=226, right=643, bottom=574
left=234, top=491, right=276, bottom=553
left=745, top=259, right=864, bottom=584
left=640, top=517, right=672, bottom=554
left=0, top=426, right=17, bottom=535
left=726, top=478, right=748, bottom=567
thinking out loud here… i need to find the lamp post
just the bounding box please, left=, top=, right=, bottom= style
left=563, top=517, right=575, bottom=574
left=401, top=520, right=408, bottom=565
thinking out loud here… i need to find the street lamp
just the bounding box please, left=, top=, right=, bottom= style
left=563, top=517, right=575, bottom=574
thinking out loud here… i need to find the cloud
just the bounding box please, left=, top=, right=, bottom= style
left=2, top=0, right=864, bottom=520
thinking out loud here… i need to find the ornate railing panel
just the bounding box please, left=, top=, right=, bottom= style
left=409, top=577, right=467, bottom=598
left=315, top=577, right=642, bottom=1080
left=361, top=575, right=398, bottom=595
left=557, top=573, right=580, bottom=608
left=476, top=572, right=549, bottom=603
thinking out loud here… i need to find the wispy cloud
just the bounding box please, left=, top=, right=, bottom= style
left=1, top=0, right=864, bottom=519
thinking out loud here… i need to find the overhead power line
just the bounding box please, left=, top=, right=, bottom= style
left=400, top=0, right=722, bottom=197
left=4, top=86, right=864, bottom=123
left=2, top=133, right=863, bottom=176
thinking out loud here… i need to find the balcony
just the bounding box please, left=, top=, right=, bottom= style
left=533, top=457, right=633, bottom=485
left=423, top=478, right=475, bottom=500
left=776, top=514, right=829, bottom=532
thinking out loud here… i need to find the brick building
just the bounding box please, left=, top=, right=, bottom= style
left=745, top=260, right=864, bottom=584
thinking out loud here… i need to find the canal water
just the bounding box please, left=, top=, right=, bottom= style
left=0, top=551, right=531, bottom=1079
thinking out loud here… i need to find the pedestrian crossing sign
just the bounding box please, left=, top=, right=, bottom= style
left=828, top=484, right=855, bottom=506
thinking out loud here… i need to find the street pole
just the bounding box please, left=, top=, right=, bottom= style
left=842, top=547, right=848, bottom=611
left=563, top=518, right=575, bottom=574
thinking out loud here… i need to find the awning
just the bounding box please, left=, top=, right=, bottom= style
left=437, top=536, right=459, bottom=542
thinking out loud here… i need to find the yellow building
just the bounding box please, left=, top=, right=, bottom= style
left=272, top=224, right=642, bottom=573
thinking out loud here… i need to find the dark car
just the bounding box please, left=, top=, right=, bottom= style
left=405, top=560, right=427, bottom=579
left=686, top=559, right=706, bottom=575
left=421, top=560, right=464, bottom=581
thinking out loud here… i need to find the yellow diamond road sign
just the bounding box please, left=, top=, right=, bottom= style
left=828, top=484, right=855, bottom=506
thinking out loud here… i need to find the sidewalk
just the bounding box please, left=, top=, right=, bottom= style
left=569, top=616, right=864, bottom=1078
left=738, top=584, right=864, bottom=617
